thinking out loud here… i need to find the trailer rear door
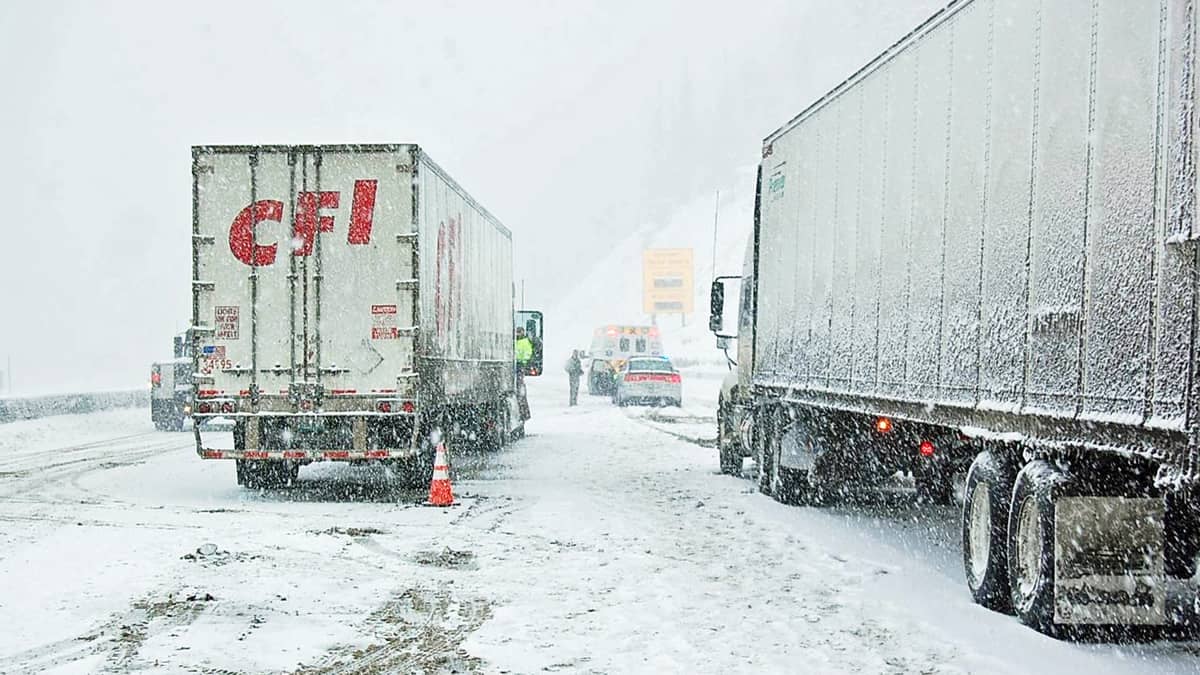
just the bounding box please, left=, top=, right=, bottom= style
left=193, top=145, right=417, bottom=404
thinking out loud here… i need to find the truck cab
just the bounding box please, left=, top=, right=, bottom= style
left=151, top=333, right=194, bottom=431
left=711, top=235, right=756, bottom=474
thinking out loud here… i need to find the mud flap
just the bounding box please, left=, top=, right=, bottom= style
left=778, top=422, right=818, bottom=472
left=1053, top=497, right=1166, bottom=625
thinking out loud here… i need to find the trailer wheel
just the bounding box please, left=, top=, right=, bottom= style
left=235, top=459, right=247, bottom=486
left=961, top=450, right=1015, bottom=612
left=1007, top=460, right=1065, bottom=636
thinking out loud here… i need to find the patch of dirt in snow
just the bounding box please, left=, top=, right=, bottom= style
left=414, top=547, right=477, bottom=570
left=311, top=526, right=388, bottom=537
left=0, top=591, right=211, bottom=675
left=295, top=588, right=493, bottom=675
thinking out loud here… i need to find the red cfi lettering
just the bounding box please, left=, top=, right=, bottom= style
left=228, top=180, right=378, bottom=267
left=229, top=200, right=284, bottom=266
left=348, top=180, right=378, bottom=245
left=292, top=191, right=340, bottom=256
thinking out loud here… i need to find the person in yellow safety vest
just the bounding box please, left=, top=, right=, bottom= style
left=515, top=327, right=534, bottom=370
left=515, top=327, right=533, bottom=420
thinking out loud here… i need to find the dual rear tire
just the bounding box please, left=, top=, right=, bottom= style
left=962, top=453, right=1068, bottom=635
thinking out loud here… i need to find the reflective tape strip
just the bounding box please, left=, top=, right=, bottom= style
left=199, top=449, right=410, bottom=460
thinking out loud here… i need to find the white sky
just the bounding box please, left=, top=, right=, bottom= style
left=0, top=0, right=941, bottom=395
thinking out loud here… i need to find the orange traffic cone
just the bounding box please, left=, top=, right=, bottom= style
left=426, top=442, right=455, bottom=506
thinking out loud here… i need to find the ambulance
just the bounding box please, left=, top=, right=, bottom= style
left=586, top=325, right=663, bottom=396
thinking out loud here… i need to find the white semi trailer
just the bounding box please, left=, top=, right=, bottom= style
left=190, top=144, right=538, bottom=488
left=711, top=0, right=1200, bottom=637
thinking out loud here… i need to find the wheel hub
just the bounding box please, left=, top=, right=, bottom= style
left=1015, top=497, right=1044, bottom=602
left=967, top=483, right=992, bottom=583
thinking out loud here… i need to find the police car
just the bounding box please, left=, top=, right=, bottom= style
left=612, top=355, right=682, bottom=407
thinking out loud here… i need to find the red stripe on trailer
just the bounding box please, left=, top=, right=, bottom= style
left=365, top=450, right=389, bottom=458
left=324, top=451, right=351, bottom=459
left=283, top=451, right=307, bottom=459
left=201, top=450, right=224, bottom=459
left=244, top=451, right=269, bottom=459
left=239, top=389, right=251, bottom=397
left=374, top=389, right=398, bottom=393
left=330, top=389, right=357, bottom=395
left=197, top=390, right=220, bottom=398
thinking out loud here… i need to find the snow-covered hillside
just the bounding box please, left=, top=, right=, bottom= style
left=546, top=166, right=756, bottom=368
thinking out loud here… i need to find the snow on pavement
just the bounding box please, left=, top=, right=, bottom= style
left=0, top=380, right=1197, bottom=673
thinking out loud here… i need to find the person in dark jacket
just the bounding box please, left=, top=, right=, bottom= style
left=565, top=350, right=584, bottom=406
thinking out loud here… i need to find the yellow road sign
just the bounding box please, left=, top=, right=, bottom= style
left=642, top=248, right=694, bottom=315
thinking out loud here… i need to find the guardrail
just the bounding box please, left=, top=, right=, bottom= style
left=0, top=390, right=148, bottom=425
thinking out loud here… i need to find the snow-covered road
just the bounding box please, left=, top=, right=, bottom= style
left=1, top=375, right=1197, bottom=673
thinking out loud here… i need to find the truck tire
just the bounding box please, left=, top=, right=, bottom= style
left=753, top=408, right=777, bottom=495
left=481, top=404, right=509, bottom=452
left=717, top=398, right=741, bottom=476
left=962, top=450, right=1016, bottom=613
left=1006, top=460, right=1066, bottom=636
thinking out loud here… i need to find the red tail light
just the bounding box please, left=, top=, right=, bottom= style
left=377, top=401, right=392, bottom=413
left=221, top=401, right=235, bottom=414
left=402, top=401, right=415, bottom=413
left=624, top=373, right=681, bottom=384
left=197, top=402, right=212, bottom=414
left=919, top=440, right=935, bottom=457
left=150, top=372, right=162, bottom=386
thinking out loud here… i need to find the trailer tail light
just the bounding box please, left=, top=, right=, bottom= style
left=919, top=440, right=935, bottom=457
left=197, top=402, right=212, bottom=414
left=875, top=417, right=893, bottom=434
left=376, top=400, right=415, bottom=414
left=221, top=401, right=235, bottom=414
left=150, top=371, right=162, bottom=386
left=299, top=399, right=314, bottom=412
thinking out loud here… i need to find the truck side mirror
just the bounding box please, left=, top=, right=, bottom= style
left=709, top=281, right=725, bottom=333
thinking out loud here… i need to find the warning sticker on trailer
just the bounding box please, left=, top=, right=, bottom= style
left=371, top=304, right=398, bottom=339
left=215, top=306, right=240, bottom=340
